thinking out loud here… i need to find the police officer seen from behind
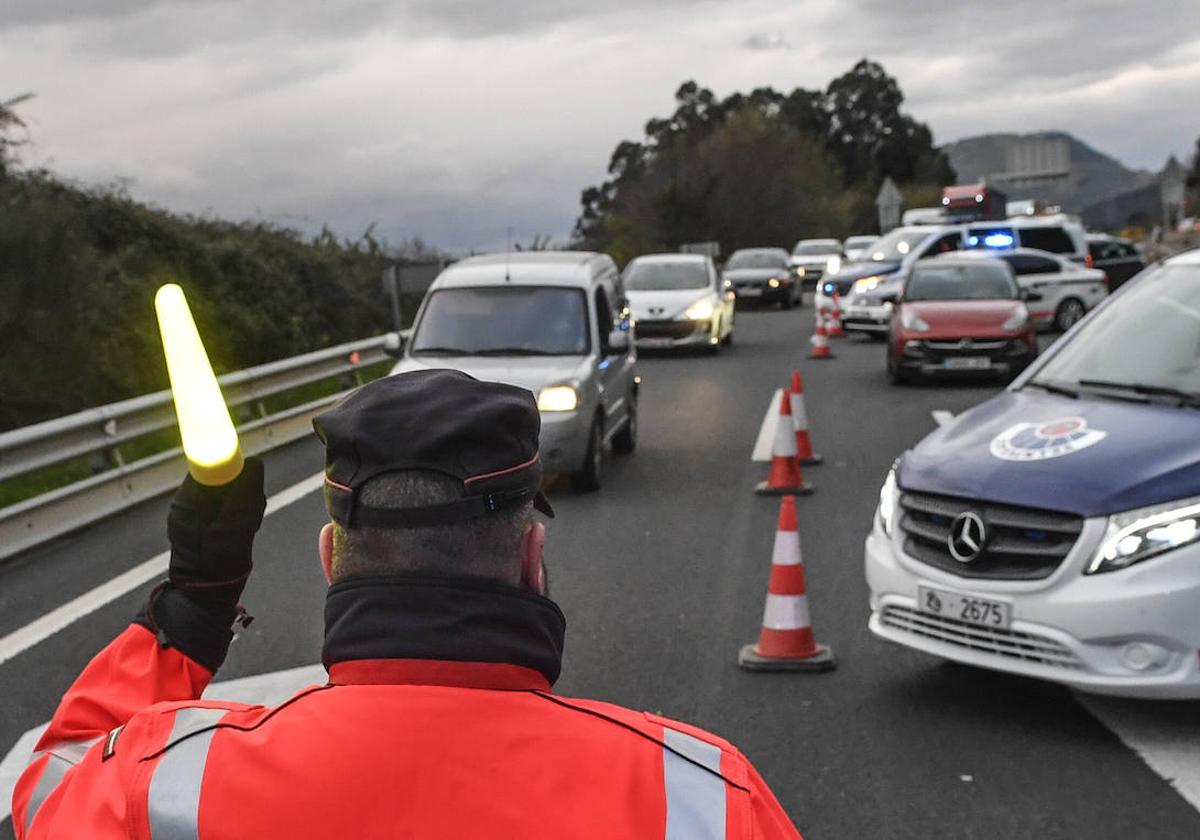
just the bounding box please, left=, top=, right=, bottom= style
left=14, top=369, right=802, bottom=839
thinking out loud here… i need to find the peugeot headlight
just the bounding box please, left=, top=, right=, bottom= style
left=768, top=278, right=781, bottom=288
left=683, top=298, right=715, bottom=321
left=826, top=255, right=842, bottom=276
left=1088, top=495, right=1200, bottom=574
left=878, top=467, right=899, bottom=536
left=537, top=385, right=579, bottom=412
left=900, top=308, right=930, bottom=332
left=1002, top=306, right=1029, bottom=331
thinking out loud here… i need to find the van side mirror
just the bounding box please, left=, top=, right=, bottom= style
left=606, top=328, right=631, bottom=355
left=1021, top=289, right=1043, bottom=303
left=383, top=330, right=408, bottom=358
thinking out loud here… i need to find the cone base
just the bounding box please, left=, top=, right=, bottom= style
left=738, top=643, right=835, bottom=672
left=808, top=352, right=835, bottom=360
left=799, top=453, right=824, bottom=466
left=755, top=481, right=814, bottom=496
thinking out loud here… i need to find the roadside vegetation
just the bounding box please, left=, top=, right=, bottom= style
left=0, top=98, right=408, bottom=432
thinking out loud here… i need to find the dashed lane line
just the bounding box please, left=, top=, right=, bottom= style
left=0, top=471, right=326, bottom=669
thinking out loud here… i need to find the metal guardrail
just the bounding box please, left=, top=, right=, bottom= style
left=0, top=335, right=390, bottom=561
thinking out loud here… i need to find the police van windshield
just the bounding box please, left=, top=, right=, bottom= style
left=412, top=286, right=590, bottom=356
left=624, top=260, right=709, bottom=291
left=861, top=229, right=933, bottom=262
left=1030, top=264, right=1200, bottom=399
left=904, top=264, right=1017, bottom=301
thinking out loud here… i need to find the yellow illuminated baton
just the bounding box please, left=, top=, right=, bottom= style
left=155, top=284, right=244, bottom=486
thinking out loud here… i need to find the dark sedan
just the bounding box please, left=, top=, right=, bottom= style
left=722, top=248, right=802, bottom=308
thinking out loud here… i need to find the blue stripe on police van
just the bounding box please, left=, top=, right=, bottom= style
left=148, top=708, right=228, bottom=840
left=663, top=727, right=727, bottom=840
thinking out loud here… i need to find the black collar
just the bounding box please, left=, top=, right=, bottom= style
left=322, top=575, right=566, bottom=687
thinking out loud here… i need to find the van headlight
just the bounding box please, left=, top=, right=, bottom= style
left=1087, top=495, right=1200, bottom=574
left=878, top=467, right=899, bottom=536
left=1002, top=306, right=1029, bottom=331
left=537, top=385, right=579, bottom=412
left=683, top=298, right=715, bottom=321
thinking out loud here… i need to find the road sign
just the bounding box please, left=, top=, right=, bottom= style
left=876, top=177, right=904, bottom=233
left=993, top=136, right=1071, bottom=183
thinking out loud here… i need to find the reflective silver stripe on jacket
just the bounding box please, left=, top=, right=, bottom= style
left=663, top=727, right=727, bottom=840
left=23, top=737, right=102, bottom=834
left=147, top=708, right=228, bottom=840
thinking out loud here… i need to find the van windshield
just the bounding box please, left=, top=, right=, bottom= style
left=861, top=229, right=933, bottom=262
left=1029, top=264, right=1200, bottom=400
left=412, top=286, right=590, bottom=356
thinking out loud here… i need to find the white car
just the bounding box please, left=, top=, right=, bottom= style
left=788, top=238, right=843, bottom=288
left=866, top=249, right=1200, bottom=698
left=623, top=253, right=735, bottom=351
left=947, top=248, right=1108, bottom=331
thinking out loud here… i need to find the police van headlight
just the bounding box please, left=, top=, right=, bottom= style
left=1087, top=495, right=1200, bottom=574
left=537, top=385, right=579, bottom=412
left=877, top=467, right=899, bottom=536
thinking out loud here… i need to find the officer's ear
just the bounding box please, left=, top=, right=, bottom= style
left=519, top=521, right=546, bottom=595
left=318, top=522, right=335, bottom=585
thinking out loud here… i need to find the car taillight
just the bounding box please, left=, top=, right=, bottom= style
left=1085, top=253, right=1094, bottom=269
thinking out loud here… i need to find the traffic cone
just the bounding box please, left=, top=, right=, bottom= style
left=789, top=371, right=823, bottom=465
left=755, top=391, right=813, bottom=496
left=809, top=323, right=834, bottom=359
left=828, top=293, right=845, bottom=337
left=739, top=496, right=835, bottom=672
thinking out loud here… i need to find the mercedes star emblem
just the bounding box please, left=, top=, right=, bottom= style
left=948, top=511, right=987, bottom=563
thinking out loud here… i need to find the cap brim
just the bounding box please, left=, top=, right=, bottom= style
left=533, top=490, right=555, bottom=518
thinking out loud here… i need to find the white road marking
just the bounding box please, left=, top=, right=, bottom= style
left=0, top=663, right=326, bottom=823
left=932, top=410, right=955, bottom=428
left=751, top=389, right=783, bottom=462
left=1077, top=694, right=1200, bottom=813
left=0, top=472, right=325, bottom=668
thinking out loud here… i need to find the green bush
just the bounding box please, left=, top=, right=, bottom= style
left=0, top=170, right=401, bottom=431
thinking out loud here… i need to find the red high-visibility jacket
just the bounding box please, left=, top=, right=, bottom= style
left=14, top=578, right=803, bottom=839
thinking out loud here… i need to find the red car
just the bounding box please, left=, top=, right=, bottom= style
left=886, top=255, right=1038, bottom=384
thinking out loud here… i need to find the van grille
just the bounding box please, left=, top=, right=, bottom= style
left=899, top=491, right=1082, bottom=580
left=880, top=605, right=1082, bottom=670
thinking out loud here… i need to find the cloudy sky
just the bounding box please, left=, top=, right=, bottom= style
left=3, top=0, right=1197, bottom=251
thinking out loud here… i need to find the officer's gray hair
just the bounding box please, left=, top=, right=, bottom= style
left=330, top=470, right=534, bottom=584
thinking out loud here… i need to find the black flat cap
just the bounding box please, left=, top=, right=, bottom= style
left=313, top=369, right=553, bottom=529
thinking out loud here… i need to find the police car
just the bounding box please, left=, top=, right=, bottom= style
left=866, top=249, right=1200, bottom=698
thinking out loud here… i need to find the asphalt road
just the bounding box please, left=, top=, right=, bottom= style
left=4, top=304, right=1200, bottom=839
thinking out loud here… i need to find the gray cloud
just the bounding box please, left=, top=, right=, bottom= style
left=2, top=0, right=1197, bottom=251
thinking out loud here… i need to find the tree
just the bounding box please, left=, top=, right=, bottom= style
left=575, top=60, right=954, bottom=258
left=0, top=93, right=34, bottom=175
left=1187, top=135, right=1200, bottom=215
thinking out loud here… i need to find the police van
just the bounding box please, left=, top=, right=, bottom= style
left=865, top=249, right=1200, bottom=698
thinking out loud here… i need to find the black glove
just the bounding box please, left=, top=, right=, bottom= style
left=137, top=457, right=267, bottom=671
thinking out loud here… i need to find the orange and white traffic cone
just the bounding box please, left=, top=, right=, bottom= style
left=809, top=322, right=834, bottom=359
left=789, top=371, right=823, bottom=465
left=755, top=391, right=813, bottom=496
left=828, top=293, right=846, bottom=337
left=738, top=496, right=835, bottom=672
